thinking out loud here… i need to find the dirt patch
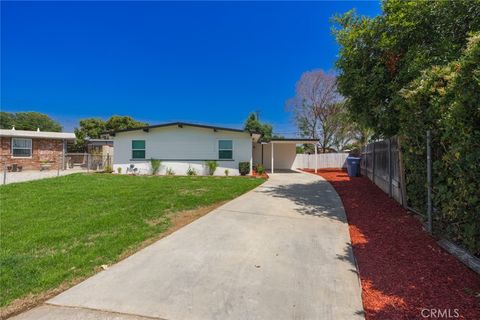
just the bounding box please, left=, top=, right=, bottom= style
left=0, top=281, right=80, bottom=320
left=144, top=216, right=168, bottom=227
left=178, top=188, right=209, bottom=196
left=0, top=201, right=226, bottom=319
left=303, top=169, right=480, bottom=320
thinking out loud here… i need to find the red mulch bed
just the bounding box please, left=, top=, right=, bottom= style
left=251, top=171, right=269, bottom=179
left=303, top=169, right=480, bottom=320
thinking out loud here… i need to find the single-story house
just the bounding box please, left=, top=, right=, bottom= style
left=109, top=122, right=319, bottom=175
left=0, top=127, right=76, bottom=171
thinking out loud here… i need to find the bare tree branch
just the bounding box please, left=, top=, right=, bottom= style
left=286, top=70, right=345, bottom=152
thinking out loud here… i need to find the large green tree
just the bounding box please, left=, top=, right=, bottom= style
left=399, top=34, right=480, bottom=254
left=0, top=112, right=15, bottom=129
left=334, top=0, right=480, bottom=254
left=333, top=0, right=480, bottom=137
left=244, top=113, right=273, bottom=142
left=72, top=115, right=148, bottom=151
left=105, top=115, right=148, bottom=132
left=72, top=118, right=107, bottom=151
left=0, top=112, right=62, bottom=132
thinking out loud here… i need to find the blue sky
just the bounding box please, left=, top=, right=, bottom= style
left=1, top=1, right=381, bottom=134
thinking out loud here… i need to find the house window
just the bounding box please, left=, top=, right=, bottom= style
left=12, top=138, right=32, bottom=157
left=132, top=140, right=146, bottom=159
left=218, top=140, right=233, bottom=159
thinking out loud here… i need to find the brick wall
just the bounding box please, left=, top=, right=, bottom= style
left=0, top=137, right=64, bottom=170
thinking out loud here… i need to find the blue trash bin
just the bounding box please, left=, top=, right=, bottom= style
left=346, top=157, right=361, bottom=177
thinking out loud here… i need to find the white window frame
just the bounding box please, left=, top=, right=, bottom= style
left=11, top=138, right=33, bottom=158
left=218, top=139, right=233, bottom=160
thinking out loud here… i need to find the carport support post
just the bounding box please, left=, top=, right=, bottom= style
left=271, top=142, right=274, bottom=174
left=249, top=153, right=253, bottom=176
left=314, top=143, right=318, bottom=173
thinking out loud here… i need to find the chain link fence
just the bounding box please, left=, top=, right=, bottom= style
left=64, top=153, right=112, bottom=172
left=354, top=133, right=480, bottom=265
left=361, top=132, right=453, bottom=236
left=1, top=153, right=113, bottom=185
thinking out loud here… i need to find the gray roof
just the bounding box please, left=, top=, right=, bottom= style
left=107, top=122, right=252, bottom=135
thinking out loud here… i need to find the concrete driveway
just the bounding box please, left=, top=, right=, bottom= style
left=13, top=172, right=364, bottom=320
left=2, top=169, right=84, bottom=185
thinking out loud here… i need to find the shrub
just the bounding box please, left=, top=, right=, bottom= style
left=104, top=164, right=113, bottom=173
left=186, top=166, right=197, bottom=176
left=117, top=167, right=122, bottom=174
left=150, top=159, right=161, bottom=175
left=238, top=162, right=250, bottom=176
left=224, top=169, right=229, bottom=177
left=166, top=167, right=175, bottom=176
left=399, top=34, right=480, bottom=254
left=205, top=160, right=218, bottom=176
left=256, top=164, right=265, bottom=175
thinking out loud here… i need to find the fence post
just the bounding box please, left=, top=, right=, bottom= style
left=362, top=145, right=366, bottom=175
left=87, top=153, right=90, bottom=173
left=61, top=139, right=65, bottom=171
left=397, top=136, right=408, bottom=209
left=427, top=130, right=433, bottom=233
left=372, top=141, right=376, bottom=183
left=388, top=138, right=392, bottom=197
left=3, top=163, right=6, bottom=185
left=364, top=145, right=368, bottom=178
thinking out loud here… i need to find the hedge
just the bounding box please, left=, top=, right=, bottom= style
left=399, top=34, right=480, bottom=255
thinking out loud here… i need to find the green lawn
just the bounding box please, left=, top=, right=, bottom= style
left=0, top=173, right=263, bottom=307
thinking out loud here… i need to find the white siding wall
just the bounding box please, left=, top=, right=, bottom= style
left=113, top=126, right=252, bottom=176
left=252, top=143, right=297, bottom=170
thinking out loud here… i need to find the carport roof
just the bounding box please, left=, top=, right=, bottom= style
left=268, top=138, right=318, bottom=144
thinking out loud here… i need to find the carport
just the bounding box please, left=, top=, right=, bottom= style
left=253, top=138, right=319, bottom=174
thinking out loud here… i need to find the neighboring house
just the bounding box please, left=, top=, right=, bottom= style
left=109, top=121, right=319, bottom=175
left=86, top=138, right=114, bottom=158
left=0, top=128, right=76, bottom=170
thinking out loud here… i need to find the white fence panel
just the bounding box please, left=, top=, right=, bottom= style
left=293, top=153, right=349, bottom=169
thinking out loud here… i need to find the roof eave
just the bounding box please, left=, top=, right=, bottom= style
left=106, top=122, right=249, bottom=135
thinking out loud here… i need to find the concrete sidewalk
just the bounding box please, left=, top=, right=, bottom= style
left=13, top=172, right=364, bottom=320
left=1, top=169, right=84, bottom=185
